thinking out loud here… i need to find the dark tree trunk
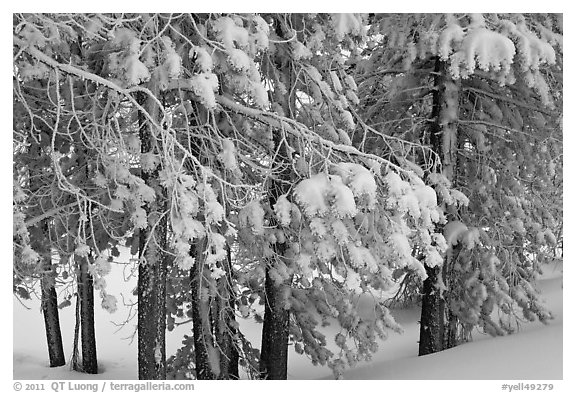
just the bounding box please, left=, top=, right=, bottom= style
left=40, top=258, right=65, bottom=367
left=189, top=239, right=240, bottom=381
left=190, top=238, right=217, bottom=380
left=418, top=265, right=444, bottom=355
left=443, top=244, right=460, bottom=349
left=227, top=338, right=239, bottom=380
left=137, top=91, right=168, bottom=380
left=258, top=16, right=298, bottom=380
left=77, top=258, right=98, bottom=373
left=30, top=141, right=66, bottom=368
left=137, top=245, right=167, bottom=379
left=419, top=57, right=460, bottom=356
left=214, top=246, right=239, bottom=380
left=260, top=266, right=291, bottom=379
left=224, top=246, right=239, bottom=380
left=71, top=291, right=81, bottom=371
left=189, top=238, right=239, bottom=380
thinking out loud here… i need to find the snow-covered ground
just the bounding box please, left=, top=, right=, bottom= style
left=12, top=256, right=564, bottom=382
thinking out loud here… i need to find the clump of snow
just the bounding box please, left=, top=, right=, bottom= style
left=437, top=16, right=465, bottom=60
left=443, top=220, right=469, bottom=246
left=273, top=194, right=292, bottom=227
left=310, top=217, right=328, bottom=238
left=249, top=14, right=270, bottom=51
left=249, top=81, right=269, bottom=108
left=227, top=48, right=252, bottom=72
left=212, top=16, right=249, bottom=50
left=329, top=176, right=358, bottom=218
left=296, top=253, right=314, bottom=279
left=123, top=54, right=150, bottom=86
left=347, top=244, right=378, bottom=273
left=108, top=29, right=150, bottom=87
left=332, top=14, right=364, bottom=41
left=461, top=227, right=480, bottom=250
left=460, top=28, right=515, bottom=77
left=414, top=184, right=437, bottom=210
left=294, top=174, right=331, bottom=217
left=341, top=110, right=355, bottom=130
left=344, top=268, right=362, bottom=294
left=331, top=219, right=350, bottom=245
left=543, top=228, right=557, bottom=246
left=190, top=45, right=214, bottom=72
left=316, top=238, right=337, bottom=262
left=204, top=232, right=228, bottom=279
left=74, top=243, right=91, bottom=258
left=161, top=36, right=181, bottom=79
left=346, top=90, right=360, bottom=105
left=440, top=18, right=516, bottom=81
left=388, top=232, right=412, bottom=262
left=344, top=74, right=358, bottom=91
left=218, top=138, right=239, bottom=173
left=335, top=163, right=377, bottom=208
left=100, top=292, right=118, bottom=313
left=189, top=72, right=219, bottom=109
left=197, top=183, right=225, bottom=225
left=450, top=189, right=470, bottom=207
left=177, top=254, right=195, bottom=270
left=291, top=40, right=312, bottom=60
left=238, top=200, right=265, bottom=235
left=500, top=19, right=556, bottom=71
left=330, top=71, right=343, bottom=93
left=384, top=172, right=411, bottom=196
left=424, top=246, right=444, bottom=268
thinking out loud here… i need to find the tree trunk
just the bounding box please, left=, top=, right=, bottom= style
left=418, top=265, right=444, bottom=355
left=78, top=258, right=98, bottom=373
left=189, top=238, right=238, bottom=380
left=259, top=18, right=296, bottom=379
left=137, top=90, right=168, bottom=380
left=214, top=246, right=239, bottom=380
left=31, top=140, right=66, bottom=368
left=443, top=244, right=460, bottom=349
left=260, top=265, right=291, bottom=379
left=419, top=57, right=460, bottom=356
left=137, top=244, right=167, bottom=379
left=225, top=246, right=239, bottom=380
left=190, top=238, right=217, bottom=380
left=71, top=291, right=81, bottom=371
left=40, top=257, right=65, bottom=367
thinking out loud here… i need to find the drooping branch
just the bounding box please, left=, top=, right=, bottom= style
left=463, top=86, right=557, bottom=117
left=13, top=35, right=165, bottom=130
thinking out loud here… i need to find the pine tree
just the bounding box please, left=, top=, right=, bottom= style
left=354, top=13, right=562, bottom=354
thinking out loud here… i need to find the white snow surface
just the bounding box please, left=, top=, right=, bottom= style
left=12, top=250, right=563, bottom=382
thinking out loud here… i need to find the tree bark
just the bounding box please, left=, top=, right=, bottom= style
left=137, top=90, right=168, bottom=380
left=214, top=246, right=239, bottom=380
left=137, top=242, right=167, bottom=379
left=258, top=112, right=293, bottom=379
left=259, top=17, right=296, bottom=379
left=40, top=257, right=65, bottom=367
left=418, top=264, right=444, bottom=355
left=419, top=57, right=460, bottom=356
left=190, top=238, right=217, bottom=380
left=189, top=238, right=238, bottom=380
left=259, top=264, right=291, bottom=379
left=71, top=291, right=81, bottom=371
left=30, top=139, right=66, bottom=368
left=77, top=258, right=98, bottom=373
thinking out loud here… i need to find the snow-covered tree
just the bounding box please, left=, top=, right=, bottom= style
left=13, top=12, right=561, bottom=381
left=355, top=13, right=562, bottom=353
